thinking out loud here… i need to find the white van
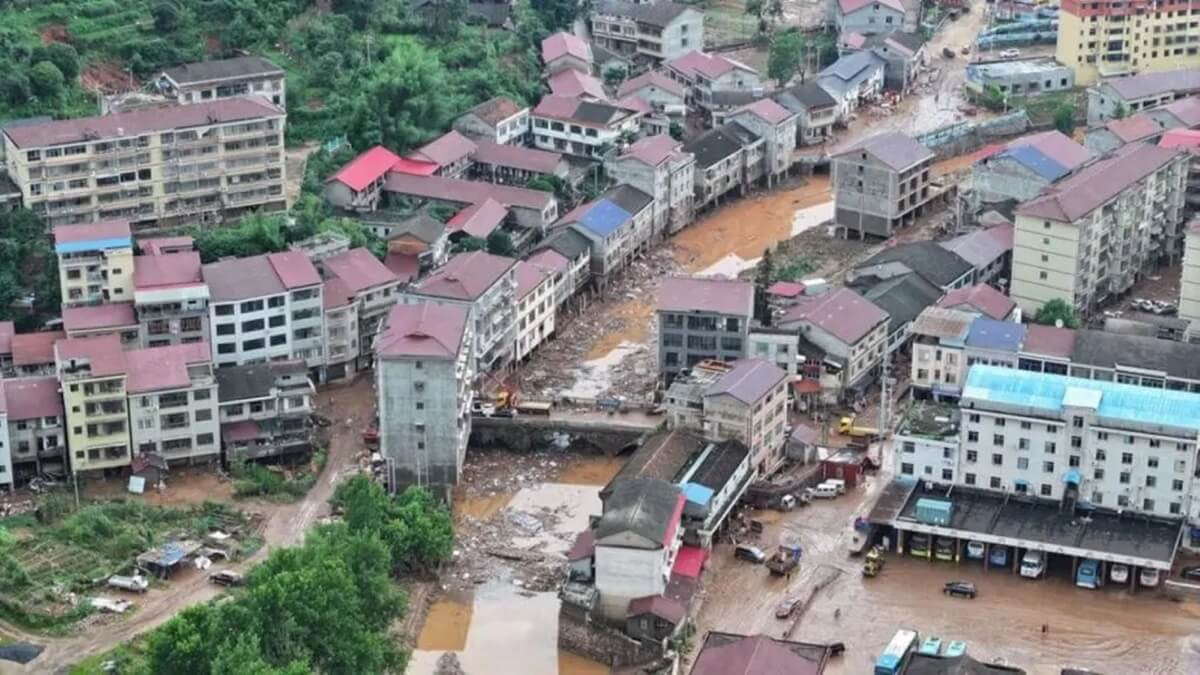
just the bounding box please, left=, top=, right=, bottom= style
left=824, top=479, right=846, bottom=495
left=1019, top=550, right=1045, bottom=578
left=812, top=484, right=838, bottom=499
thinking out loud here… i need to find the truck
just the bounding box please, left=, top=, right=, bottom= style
left=863, top=547, right=885, bottom=577
left=839, top=416, right=880, bottom=439
left=106, top=574, right=149, bottom=594
left=765, top=543, right=803, bottom=576
left=515, top=400, right=553, bottom=416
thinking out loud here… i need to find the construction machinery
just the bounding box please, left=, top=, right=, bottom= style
left=862, top=547, right=885, bottom=577
left=766, top=542, right=803, bottom=577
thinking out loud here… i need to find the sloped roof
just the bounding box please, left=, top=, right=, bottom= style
left=594, top=0, right=694, bottom=28
left=603, top=184, right=654, bottom=215
left=657, top=276, right=753, bottom=316
left=1007, top=131, right=1093, bottom=172
left=267, top=251, right=322, bottom=289
left=0, top=376, right=63, bottom=421
left=857, top=242, right=973, bottom=289
left=683, top=122, right=759, bottom=169
left=1021, top=323, right=1077, bottom=359
left=627, top=595, right=685, bottom=623
left=778, top=287, right=888, bottom=344
left=937, top=283, right=1015, bottom=321
left=1017, top=143, right=1181, bottom=222
left=1159, top=128, right=1200, bottom=149
left=690, top=632, right=829, bottom=675
left=860, top=272, right=943, bottom=332
left=621, top=134, right=685, bottom=166
left=460, top=96, right=525, bottom=126
left=965, top=316, right=1027, bottom=352
left=446, top=198, right=508, bottom=239
left=327, top=145, right=402, bottom=191
left=605, top=429, right=707, bottom=497
left=126, top=342, right=212, bottom=394
left=735, top=98, right=795, bottom=125
left=667, top=51, right=754, bottom=80
left=542, top=32, right=592, bottom=64
left=12, top=331, right=64, bottom=366
left=377, top=301, right=471, bottom=359
left=549, top=69, right=609, bottom=101
left=163, top=56, right=281, bottom=84
left=134, top=251, right=204, bottom=290
left=705, top=359, right=787, bottom=405
left=514, top=260, right=553, bottom=300
left=411, top=130, right=478, bottom=167
left=323, top=247, right=398, bottom=293
left=618, top=70, right=686, bottom=99
left=0, top=321, right=12, bottom=355
left=837, top=131, right=933, bottom=171
left=940, top=223, right=1014, bottom=270
left=565, top=199, right=634, bottom=237
left=911, top=307, right=975, bottom=340
left=383, top=252, right=421, bottom=283
left=525, top=248, right=570, bottom=274
left=138, top=236, right=194, bottom=255
left=766, top=281, right=806, bottom=298
left=596, top=477, right=685, bottom=549
left=819, top=50, right=886, bottom=86
left=839, top=0, right=904, bottom=14
left=215, top=360, right=307, bottom=402
left=53, top=220, right=131, bottom=246
left=54, top=334, right=126, bottom=377
left=1104, top=69, right=1200, bottom=100
left=772, top=81, right=838, bottom=112
left=203, top=252, right=319, bottom=303
left=383, top=173, right=555, bottom=211
left=472, top=141, right=564, bottom=174
left=412, top=251, right=516, bottom=301
left=539, top=228, right=593, bottom=261
left=617, top=93, right=653, bottom=114
left=533, top=95, right=633, bottom=126
left=1104, top=114, right=1161, bottom=143
left=63, top=303, right=138, bottom=332
left=1155, top=96, right=1200, bottom=127
left=386, top=212, right=446, bottom=246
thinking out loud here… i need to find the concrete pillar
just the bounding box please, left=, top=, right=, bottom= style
left=1130, top=566, right=1137, bottom=591
left=1101, top=560, right=1108, bottom=586
left=955, top=538, right=963, bottom=565
left=897, top=529, right=906, bottom=555
left=1013, top=547, right=1021, bottom=574
left=1071, top=555, right=1079, bottom=579
left=983, top=543, right=990, bottom=572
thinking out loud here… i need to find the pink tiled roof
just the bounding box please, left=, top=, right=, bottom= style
left=53, top=220, right=131, bottom=245
left=937, top=284, right=1015, bottom=321
left=533, top=94, right=582, bottom=120
left=618, top=70, right=686, bottom=99
left=736, top=98, right=794, bottom=125
left=472, top=141, right=564, bottom=175
left=1018, top=143, right=1180, bottom=222
left=525, top=248, right=570, bottom=275
left=323, top=247, right=398, bottom=294
left=617, top=94, right=652, bottom=114
left=1160, top=128, right=1200, bottom=149
left=377, top=302, right=471, bottom=359
left=383, top=252, right=421, bottom=283
left=548, top=69, right=608, bottom=101
left=840, top=31, right=867, bottom=50
left=779, top=287, right=888, bottom=344
left=12, top=331, right=63, bottom=366
left=514, top=260, right=552, bottom=300
left=1105, top=114, right=1161, bottom=143
left=138, top=236, right=194, bottom=255
left=657, top=276, right=753, bottom=316
left=411, top=130, right=478, bottom=167
left=0, top=320, right=13, bottom=354
left=126, top=342, right=211, bottom=394
left=541, top=32, right=592, bottom=64
left=1011, top=130, right=1093, bottom=170
left=1, top=376, right=63, bottom=421
left=63, top=303, right=138, bottom=332
left=55, top=334, right=126, bottom=377
left=134, top=251, right=204, bottom=290
left=621, top=134, right=683, bottom=166
left=1158, top=96, right=1200, bottom=127
left=668, top=50, right=745, bottom=80
left=266, top=251, right=322, bottom=289
left=461, top=96, right=525, bottom=126
left=383, top=173, right=555, bottom=211
left=839, top=0, right=903, bottom=14
left=390, top=157, right=440, bottom=176
left=447, top=198, right=509, bottom=239
left=323, top=276, right=354, bottom=310
left=413, top=251, right=516, bottom=301
left=766, top=281, right=805, bottom=298
left=328, top=146, right=403, bottom=191
left=1021, top=323, right=1077, bottom=359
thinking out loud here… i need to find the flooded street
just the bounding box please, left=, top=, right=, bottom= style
left=694, top=451, right=1200, bottom=675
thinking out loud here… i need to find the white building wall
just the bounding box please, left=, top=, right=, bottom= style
left=517, top=277, right=556, bottom=362
left=895, top=433, right=959, bottom=483
left=0, top=412, right=10, bottom=489
left=129, top=382, right=220, bottom=463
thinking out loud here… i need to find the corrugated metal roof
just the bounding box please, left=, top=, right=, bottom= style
left=575, top=199, right=633, bottom=237
left=965, top=316, right=1026, bottom=352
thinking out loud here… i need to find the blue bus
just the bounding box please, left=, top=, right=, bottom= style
left=875, top=629, right=919, bottom=675
left=1076, top=558, right=1103, bottom=589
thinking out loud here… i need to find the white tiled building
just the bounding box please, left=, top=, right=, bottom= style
left=514, top=261, right=557, bottom=362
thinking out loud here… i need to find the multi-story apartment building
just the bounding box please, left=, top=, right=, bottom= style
left=604, top=134, right=696, bottom=236
left=656, top=276, right=753, bottom=382
left=772, top=82, right=839, bottom=147
left=403, top=251, right=517, bottom=375
left=55, top=335, right=131, bottom=474
left=453, top=96, right=531, bottom=147
left=376, top=302, right=474, bottom=495
left=134, top=249, right=209, bottom=347
left=832, top=131, right=935, bottom=239
left=971, top=131, right=1093, bottom=209
left=3, top=98, right=286, bottom=231
left=1057, top=1, right=1200, bottom=86
left=514, top=261, right=556, bottom=362
left=216, top=360, right=313, bottom=463
left=0, top=377, right=66, bottom=483
left=202, top=251, right=325, bottom=373
left=1011, top=143, right=1188, bottom=317
left=894, top=401, right=961, bottom=484
left=320, top=278, right=360, bottom=381
left=1182, top=219, right=1200, bottom=330
left=728, top=99, right=797, bottom=188
left=558, top=185, right=655, bottom=290
left=1086, top=69, right=1200, bottom=124
left=777, top=287, right=889, bottom=391
left=684, top=121, right=765, bottom=209
left=157, top=56, right=286, bottom=108
left=126, top=342, right=219, bottom=465
left=835, top=0, right=905, bottom=36
left=531, top=95, right=643, bottom=160
left=909, top=307, right=976, bottom=401
left=666, top=51, right=762, bottom=111
left=318, top=248, right=401, bottom=375
left=590, top=1, right=705, bottom=63
left=54, top=220, right=134, bottom=308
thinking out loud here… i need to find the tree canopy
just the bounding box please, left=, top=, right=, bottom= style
left=0, top=209, right=60, bottom=331
left=1033, top=298, right=1081, bottom=329
left=767, top=31, right=804, bottom=84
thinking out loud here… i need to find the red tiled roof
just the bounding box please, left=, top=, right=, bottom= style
left=937, top=284, right=1015, bottom=321
left=1017, top=143, right=1180, bottom=222
left=446, top=198, right=508, bottom=239
left=266, top=251, right=322, bottom=289
left=779, top=287, right=888, bottom=344
left=138, top=236, right=194, bottom=255
left=617, top=94, right=652, bottom=115
left=970, top=143, right=1005, bottom=163
left=525, top=248, right=570, bottom=275
left=1105, top=114, right=1161, bottom=143
left=542, top=32, right=592, bottom=64
left=548, top=69, right=608, bottom=101
left=766, top=281, right=805, bottom=298
left=1021, top=323, right=1077, bottom=359
left=390, top=157, right=440, bottom=176
left=514, top=260, right=552, bottom=300
left=4, top=97, right=283, bottom=148
left=668, top=50, right=739, bottom=79
left=0, top=321, right=13, bottom=354
left=657, top=276, right=753, bottom=316
left=328, top=146, right=403, bottom=191
left=627, top=594, right=686, bottom=624
left=792, top=379, right=822, bottom=395
left=1, top=376, right=63, bottom=421
left=472, top=141, right=564, bottom=174
left=323, top=247, right=398, bottom=294
left=413, top=251, right=516, bottom=301
left=567, top=530, right=595, bottom=562
left=736, top=98, right=794, bottom=125
left=1160, top=128, right=1200, bottom=149
left=1158, top=96, right=1200, bottom=127
left=126, top=342, right=211, bottom=394
left=411, top=130, right=478, bottom=167
left=222, top=420, right=263, bottom=443
left=53, top=220, right=131, bottom=245
left=63, top=303, right=138, bottom=332
left=134, top=251, right=204, bottom=289
left=55, top=334, right=126, bottom=377
left=621, top=134, right=683, bottom=166
left=383, top=173, right=555, bottom=211
left=12, top=331, right=63, bottom=366
left=618, top=70, right=686, bottom=99
left=533, top=94, right=582, bottom=120
left=383, top=252, right=421, bottom=283
left=323, top=276, right=354, bottom=310
left=691, top=633, right=828, bottom=675
left=377, top=301, right=471, bottom=359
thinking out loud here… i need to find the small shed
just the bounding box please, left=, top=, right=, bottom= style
left=821, top=448, right=869, bottom=487
left=625, top=595, right=686, bottom=642
left=136, top=539, right=202, bottom=578
left=566, top=530, right=595, bottom=581
left=787, top=422, right=822, bottom=462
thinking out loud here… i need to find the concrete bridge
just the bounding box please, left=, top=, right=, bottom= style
left=469, top=413, right=658, bottom=454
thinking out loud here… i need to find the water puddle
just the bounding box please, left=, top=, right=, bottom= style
left=454, top=490, right=513, bottom=522
left=417, top=594, right=473, bottom=651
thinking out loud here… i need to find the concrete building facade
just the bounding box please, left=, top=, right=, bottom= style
left=833, top=131, right=935, bottom=239
left=655, top=276, right=753, bottom=382
left=126, top=342, right=219, bottom=465
left=54, top=220, right=135, bottom=308
left=217, top=360, right=313, bottom=463
left=1057, top=1, right=1200, bottom=86
left=604, top=135, right=696, bottom=236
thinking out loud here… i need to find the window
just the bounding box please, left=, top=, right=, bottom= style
left=242, top=318, right=265, bottom=332
left=924, top=465, right=933, bottom=475
left=1126, top=435, right=1135, bottom=445
left=1041, top=484, right=1053, bottom=497
left=942, top=447, right=953, bottom=460
left=1096, top=448, right=1106, bottom=461
left=1121, top=452, right=1133, bottom=465
left=1092, top=491, right=1103, bottom=505
left=902, top=441, right=915, bottom=454
left=1173, top=479, right=1184, bottom=492
left=1018, top=438, right=1030, bottom=450
left=195, top=409, right=212, bottom=422
left=1148, top=456, right=1159, bottom=468
left=1094, top=468, right=1105, bottom=480
left=1045, top=441, right=1056, bottom=454
left=1073, top=416, right=1084, bottom=429
left=994, top=418, right=1006, bottom=427
left=990, top=477, right=1002, bottom=489
left=992, top=453, right=1003, bottom=466
left=966, top=450, right=977, bottom=463
left=1018, top=457, right=1029, bottom=470
left=1170, top=502, right=1181, bottom=515
left=901, top=463, right=914, bottom=475
left=1143, top=498, right=1155, bottom=512
left=1146, top=475, right=1157, bottom=487
left=942, top=469, right=953, bottom=481
left=1149, top=439, right=1160, bottom=448
left=1119, top=471, right=1131, bottom=485
left=197, top=433, right=214, bottom=446
left=1069, top=455, right=1080, bottom=468
left=1047, top=425, right=1058, bottom=433
left=217, top=343, right=236, bottom=354
left=993, top=434, right=1004, bottom=446
left=964, top=473, right=976, bottom=485
left=1097, top=432, right=1108, bottom=441
left=416, top=402, right=425, bottom=410
left=1118, top=495, right=1129, bottom=507
left=1071, top=436, right=1082, bottom=449
left=967, top=431, right=979, bottom=442
left=242, top=338, right=265, bottom=351
left=1043, top=461, right=1054, bottom=473
left=215, top=304, right=234, bottom=316
left=269, top=334, right=286, bottom=346
left=269, top=315, right=285, bottom=328
left=1020, top=421, right=1031, bottom=430
left=415, top=361, right=423, bottom=369
left=969, top=414, right=980, bottom=423
left=240, top=300, right=264, bottom=313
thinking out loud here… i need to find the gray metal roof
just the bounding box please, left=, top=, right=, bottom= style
left=593, top=0, right=693, bottom=27
left=596, top=477, right=683, bottom=549
left=683, top=123, right=755, bottom=169
left=163, top=56, right=282, bottom=85
left=838, top=130, right=934, bottom=171
left=216, top=360, right=307, bottom=402
left=603, top=184, right=654, bottom=215
left=540, top=227, right=593, bottom=261
left=855, top=242, right=973, bottom=290
left=772, top=82, right=837, bottom=112
left=857, top=272, right=943, bottom=332
left=704, top=358, right=787, bottom=405
left=1070, top=329, right=1200, bottom=381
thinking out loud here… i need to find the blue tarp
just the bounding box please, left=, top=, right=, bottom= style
left=1063, top=469, right=1082, bottom=485
left=577, top=199, right=632, bottom=237
left=1005, top=144, right=1070, bottom=181
left=965, top=317, right=1027, bottom=352
left=682, top=482, right=714, bottom=506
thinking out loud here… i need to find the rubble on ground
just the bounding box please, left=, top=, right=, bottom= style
left=434, top=652, right=467, bottom=675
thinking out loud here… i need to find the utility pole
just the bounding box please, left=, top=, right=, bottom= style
left=878, top=351, right=892, bottom=438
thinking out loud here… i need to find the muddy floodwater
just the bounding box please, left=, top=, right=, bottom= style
left=410, top=454, right=622, bottom=674
left=695, top=466, right=1200, bottom=675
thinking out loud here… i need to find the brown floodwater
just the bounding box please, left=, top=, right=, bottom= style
left=554, top=455, right=625, bottom=486
left=695, top=467, right=1200, bottom=675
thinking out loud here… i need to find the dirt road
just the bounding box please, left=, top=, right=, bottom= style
left=1, top=377, right=373, bottom=674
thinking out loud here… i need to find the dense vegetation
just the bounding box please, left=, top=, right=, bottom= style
left=0, top=0, right=565, bottom=154
left=0, top=208, right=61, bottom=330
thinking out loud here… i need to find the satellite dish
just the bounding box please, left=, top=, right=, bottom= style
left=1054, top=319, right=1064, bottom=328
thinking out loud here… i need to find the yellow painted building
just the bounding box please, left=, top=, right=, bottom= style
left=53, top=220, right=135, bottom=308
left=1057, top=1, right=1200, bottom=86
left=55, top=335, right=132, bottom=473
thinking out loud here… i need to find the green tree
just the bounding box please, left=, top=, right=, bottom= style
left=334, top=0, right=381, bottom=30
left=352, top=38, right=452, bottom=152
left=768, top=31, right=804, bottom=84
left=453, top=236, right=487, bottom=253
left=29, top=61, right=64, bottom=99
left=0, top=72, right=31, bottom=106
left=32, top=43, right=80, bottom=82
left=754, top=247, right=774, bottom=326
left=1053, top=101, right=1076, bottom=135
left=152, top=2, right=183, bottom=33
left=486, top=230, right=516, bottom=257
left=526, top=175, right=570, bottom=204
left=530, top=0, right=580, bottom=30
left=1033, top=298, right=1081, bottom=329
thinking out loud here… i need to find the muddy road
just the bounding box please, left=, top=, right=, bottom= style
left=693, top=449, right=1200, bottom=675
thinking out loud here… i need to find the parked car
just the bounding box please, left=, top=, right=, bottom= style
left=1140, top=568, right=1161, bottom=587
left=1111, top=563, right=1130, bottom=584
left=1000, top=48, right=1021, bottom=59
left=943, top=581, right=978, bottom=599
left=965, top=541, right=986, bottom=560
left=734, top=544, right=766, bottom=564
left=107, top=574, right=149, bottom=594
left=775, top=596, right=802, bottom=619
left=209, top=570, right=245, bottom=587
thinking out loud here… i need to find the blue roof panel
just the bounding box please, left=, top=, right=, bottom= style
left=577, top=199, right=631, bottom=237
left=682, top=482, right=714, bottom=506
left=1005, top=144, right=1070, bottom=181
left=965, top=317, right=1027, bottom=352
